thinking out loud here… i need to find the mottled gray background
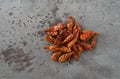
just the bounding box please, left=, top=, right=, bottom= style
left=0, top=0, right=120, bottom=79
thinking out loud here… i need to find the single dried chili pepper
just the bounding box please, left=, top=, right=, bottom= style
left=67, top=31, right=79, bottom=48
left=82, top=30, right=99, bottom=34
left=51, top=52, right=62, bottom=61
left=67, top=16, right=74, bottom=32
left=45, top=31, right=58, bottom=36
left=72, top=44, right=79, bottom=53
left=61, top=34, right=74, bottom=44
left=44, top=45, right=71, bottom=52
left=73, top=51, right=79, bottom=61
left=58, top=51, right=74, bottom=62
left=76, top=44, right=84, bottom=55
left=80, top=42, right=93, bottom=50
left=80, top=30, right=99, bottom=41
left=44, top=23, right=65, bottom=32
left=44, top=45, right=56, bottom=51
left=44, top=35, right=55, bottom=43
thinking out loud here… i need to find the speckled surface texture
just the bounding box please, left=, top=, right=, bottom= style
left=0, top=0, right=120, bottom=79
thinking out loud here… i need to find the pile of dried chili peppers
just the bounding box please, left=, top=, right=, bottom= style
left=44, top=16, right=99, bottom=62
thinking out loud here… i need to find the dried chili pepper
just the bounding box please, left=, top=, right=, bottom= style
left=43, top=16, right=99, bottom=63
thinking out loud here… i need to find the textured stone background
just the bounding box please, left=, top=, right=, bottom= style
left=0, top=0, right=120, bottom=79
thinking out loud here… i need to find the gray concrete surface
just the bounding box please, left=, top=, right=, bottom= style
left=0, top=0, right=120, bottom=79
